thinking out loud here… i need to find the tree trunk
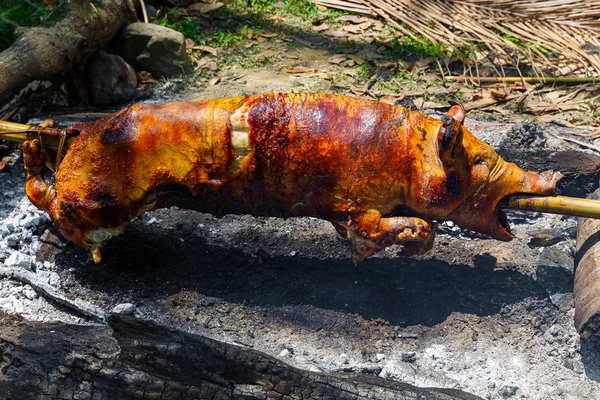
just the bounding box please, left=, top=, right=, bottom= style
left=0, top=311, right=482, bottom=399
left=0, top=0, right=137, bottom=107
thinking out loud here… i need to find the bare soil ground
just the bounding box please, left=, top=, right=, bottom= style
left=3, top=4, right=600, bottom=399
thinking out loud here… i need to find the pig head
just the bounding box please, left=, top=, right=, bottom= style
left=438, top=102, right=561, bottom=241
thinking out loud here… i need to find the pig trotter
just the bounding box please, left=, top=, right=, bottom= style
left=344, top=210, right=435, bottom=264
left=22, top=139, right=57, bottom=214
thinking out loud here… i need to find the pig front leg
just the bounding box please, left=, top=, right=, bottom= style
left=337, top=210, right=435, bottom=264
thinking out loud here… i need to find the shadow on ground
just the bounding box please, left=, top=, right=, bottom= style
left=56, top=216, right=549, bottom=328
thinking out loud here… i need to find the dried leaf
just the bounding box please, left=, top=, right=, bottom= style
left=415, top=57, right=433, bottom=68
left=347, top=54, right=365, bottom=65
left=489, top=106, right=510, bottom=116
left=295, top=38, right=313, bottom=47
left=323, top=30, right=347, bottom=38
left=187, top=2, right=223, bottom=12
left=316, top=4, right=327, bottom=11
left=197, top=57, right=218, bottom=71
left=137, top=71, right=155, bottom=83
left=269, top=15, right=286, bottom=21
left=413, top=98, right=425, bottom=109
left=342, top=25, right=363, bottom=34
left=260, top=33, right=278, bottom=38
left=206, top=61, right=218, bottom=71
left=193, top=45, right=218, bottom=56
left=362, top=36, right=375, bottom=44
left=0, top=160, right=6, bottom=171
left=379, top=95, right=404, bottom=104
left=545, top=91, right=562, bottom=102
left=422, top=101, right=446, bottom=109
left=336, top=15, right=370, bottom=24
left=329, top=54, right=347, bottom=64
left=272, top=1, right=285, bottom=8
left=209, top=77, right=221, bottom=86
left=356, top=21, right=373, bottom=30
left=286, top=66, right=316, bottom=73
left=244, top=41, right=257, bottom=48
left=313, top=23, right=329, bottom=32
left=490, top=89, right=507, bottom=100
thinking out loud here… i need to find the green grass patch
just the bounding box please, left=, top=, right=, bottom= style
left=382, top=35, right=447, bottom=60
left=157, top=11, right=261, bottom=49
left=0, top=0, right=53, bottom=51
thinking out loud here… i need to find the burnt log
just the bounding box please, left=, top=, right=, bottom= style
left=0, top=311, right=482, bottom=399
left=0, top=0, right=137, bottom=107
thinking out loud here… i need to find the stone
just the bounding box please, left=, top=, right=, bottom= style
left=117, top=22, right=192, bottom=79
left=85, top=50, right=138, bottom=105
left=278, top=348, right=291, bottom=358
left=112, top=303, right=137, bottom=315
left=499, top=385, right=518, bottom=398
left=4, top=251, right=33, bottom=270
left=36, top=229, right=67, bottom=263
left=401, top=352, right=417, bottom=362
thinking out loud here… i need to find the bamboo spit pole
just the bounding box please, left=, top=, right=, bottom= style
left=3, top=120, right=600, bottom=220
left=500, top=195, right=600, bottom=219
left=0, top=120, right=74, bottom=149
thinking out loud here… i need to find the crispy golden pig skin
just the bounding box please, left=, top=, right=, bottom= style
left=22, top=92, right=561, bottom=263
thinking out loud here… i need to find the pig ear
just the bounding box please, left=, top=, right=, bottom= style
left=439, top=101, right=465, bottom=162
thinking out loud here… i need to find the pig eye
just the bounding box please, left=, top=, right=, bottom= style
left=474, top=158, right=487, bottom=166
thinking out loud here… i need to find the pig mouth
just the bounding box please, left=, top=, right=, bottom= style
left=497, top=207, right=511, bottom=236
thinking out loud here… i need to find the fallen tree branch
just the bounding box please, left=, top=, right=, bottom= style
left=0, top=266, right=105, bottom=322
left=0, top=0, right=137, bottom=106
left=448, top=76, right=599, bottom=85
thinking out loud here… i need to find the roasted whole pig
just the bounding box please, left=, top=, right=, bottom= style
left=22, top=92, right=561, bottom=263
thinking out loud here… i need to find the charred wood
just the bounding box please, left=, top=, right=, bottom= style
left=0, top=311, right=483, bottom=399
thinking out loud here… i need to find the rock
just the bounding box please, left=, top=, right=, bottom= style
left=117, top=22, right=192, bottom=79
left=278, top=348, right=291, bottom=358
left=112, top=303, right=137, bottom=315
left=4, top=252, right=33, bottom=270
left=145, top=4, right=157, bottom=18
left=36, top=229, right=67, bottom=263
left=401, top=352, right=417, bottom=363
left=85, top=50, right=138, bottom=105
left=21, top=285, right=38, bottom=300
left=498, top=385, right=518, bottom=398
left=375, top=353, right=385, bottom=362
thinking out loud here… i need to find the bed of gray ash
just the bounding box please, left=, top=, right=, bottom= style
left=1, top=117, right=600, bottom=399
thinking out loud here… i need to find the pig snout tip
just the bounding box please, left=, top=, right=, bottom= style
left=541, top=169, right=563, bottom=187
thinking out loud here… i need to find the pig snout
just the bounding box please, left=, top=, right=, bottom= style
left=446, top=161, right=561, bottom=241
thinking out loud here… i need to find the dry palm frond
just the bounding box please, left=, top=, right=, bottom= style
left=311, top=0, right=600, bottom=76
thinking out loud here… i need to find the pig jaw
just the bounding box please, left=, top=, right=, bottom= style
left=446, top=160, right=562, bottom=241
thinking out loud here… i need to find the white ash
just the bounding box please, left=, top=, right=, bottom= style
left=0, top=152, right=77, bottom=322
